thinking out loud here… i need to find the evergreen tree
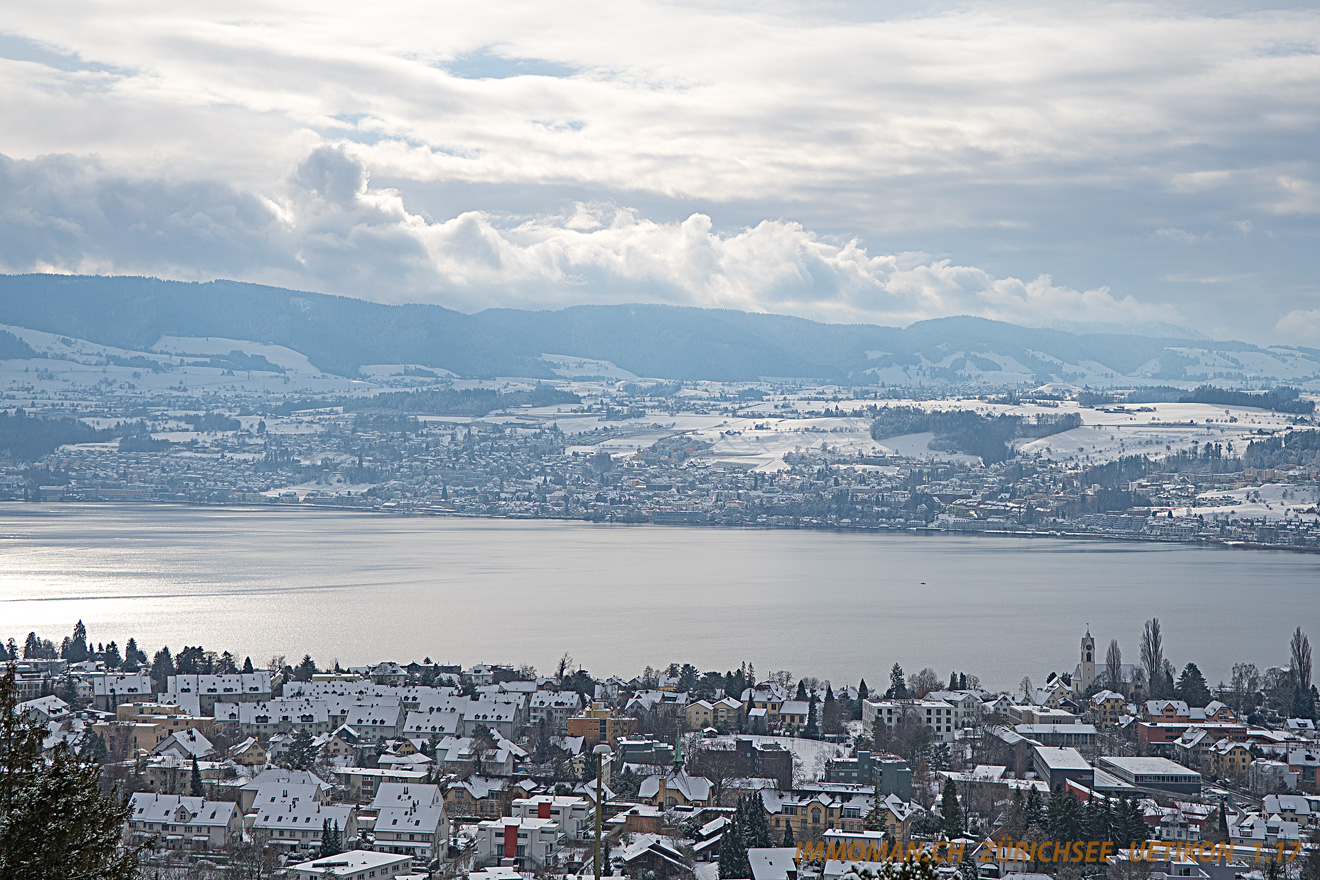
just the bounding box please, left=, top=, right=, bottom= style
left=1046, top=786, right=1083, bottom=842
left=603, top=835, right=613, bottom=876
left=190, top=755, right=204, bottom=797
left=888, top=664, right=908, bottom=699
left=949, top=671, right=959, bottom=690
left=718, top=810, right=750, bottom=879
left=121, top=638, right=143, bottom=672
left=321, top=819, right=343, bottom=857
left=858, top=679, right=869, bottom=701
left=746, top=793, right=773, bottom=847
left=150, top=646, right=175, bottom=693
left=285, top=730, right=317, bottom=771
left=294, top=654, right=318, bottom=682
left=795, top=679, right=808, bottom=701
left=940, top=779, right=963, bottom=837
left=1175, top=663, right=1212, bottom=707
left=958, top=673, right=968, bottom=690
left=62, top=621, right=90, bottom=664
left=823, top=684, right=838, bottom=734
left=102, top=641, right=122, bottom=670
left=781, top=820, right=795, bottom=847
left=1, top=665, right=139, bottom=879
left=1024, top=786, right=1045, bottom=830
left=804, top=694, right=820, bottom=740
left=243, top=656, right=255, bottom=673
left=958, top=842, right=979, bottom=880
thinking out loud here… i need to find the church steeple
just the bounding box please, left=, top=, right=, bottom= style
left=1080, top=627, right=1096, bottom=692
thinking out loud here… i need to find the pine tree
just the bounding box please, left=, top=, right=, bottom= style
left=1175, top=663, right=1212, bottom=707
left=321, top=819, right=343, bottom=857
left=804, top=694, right=820, bottom=740
left=1, top=665, right=138, bottom=879
left=795, top=679, right=808, bottom=701
left=719, top=810, right=749, bottom=879
left=888, top=664, right=908, bottom=699
left=858, top=679, right=869, bottom=701
left=285, top=730, right=317, bottom=771
left=243, top=656, right=255, bottom=673
left=190, top=755, right=204, bottom=797
left=1024, top=786, right=1045, bottom=830
left=150, top=646, right=175, bottom=693
left=781, top=820, right=795, bottom=847
left=940, top=779, right=962, bottom=837
left=121, top=638, right=142, bottom=672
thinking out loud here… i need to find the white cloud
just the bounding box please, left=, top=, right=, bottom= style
left=1275, top=309, right=1320, bottom=346
left=0, top=146, right=1175, bottom=330
left=0, top=1, right=1315, bottom=338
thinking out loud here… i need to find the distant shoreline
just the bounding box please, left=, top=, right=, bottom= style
left=3, top=498, right=1316, bottom=555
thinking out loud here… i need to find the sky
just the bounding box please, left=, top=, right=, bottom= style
left=0, top=1, right=1318, bottom=344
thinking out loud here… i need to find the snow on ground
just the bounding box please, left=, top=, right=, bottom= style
left=691, top=734, right=847, bottom=782
left=1179, top=482, right=1320, bottom=522
left=871, top=432, right=981, bottom=464
left=540, top=353, right=639, bottom=381
left=153, top=336, right=323, bottom=373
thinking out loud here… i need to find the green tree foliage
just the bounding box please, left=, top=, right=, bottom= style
left=1175, top=663, right=1212, bottom=707
left=320, top=820, right=343, bottom=857
left=0, top=409, right=117, bottom=461
left=294, top=655, right=318, bottom=682
left=887, top=664, right=908, bottom=700
left=121, top=639, right=145, bottom=672
left=150, top=647, right=174, bottom=693
left=804, top=695, right=820, bottom=740
left=190, top=755, right=204, bottom=797
left=781, top=820, right=794, bottom=847
left=718, top=812, right=749, bottom=879
left=940, top=779, right=963, bottom=837
left=284, top=731, right=318, bottom=771
left=1, top=665, right=139, bottom=879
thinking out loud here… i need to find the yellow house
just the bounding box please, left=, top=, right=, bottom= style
left=685, top=697, right=743, bottom=730
left=231, top=737, right=267, bottom=767
left=1209, top=740, right=1252, bottom=779
left=765, top=793, right=912, bottom=842
left=778, top=701, right=809, bottom=735
left=98, top=703, right=215, bottom=754
left=1089, top=691, right=1127, bottom=728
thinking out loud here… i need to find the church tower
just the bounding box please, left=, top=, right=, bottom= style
left=1080, top=628, right=1096, bottom=692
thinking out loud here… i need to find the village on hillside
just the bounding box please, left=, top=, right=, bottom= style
left=4, top=623, right=1318, bottom=880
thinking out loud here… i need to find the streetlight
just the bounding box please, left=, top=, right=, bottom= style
left=593, top=743, right=612, bottom=880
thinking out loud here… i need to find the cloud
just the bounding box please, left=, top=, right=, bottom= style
left=0, top=146, right=1174, bottom=331
left=0, top=1, right=1315, bottom=339
left=1275, top=309, right=1320, bottom=347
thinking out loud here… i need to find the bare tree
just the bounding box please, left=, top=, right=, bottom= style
left=1141, top=619, right=1164, bottom=698
left=1291, top=628, right=1312, bottom=692
left=1106, top=640, right=1124, bottom=695
left=910, top=668, right=941, bottom=699
left=1019, top=676, right=1033, bottom=700
left=1231, top=663, right=1261, bottom=714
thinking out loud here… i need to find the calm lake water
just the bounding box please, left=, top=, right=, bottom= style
left=1, top=504, right=1316, bottom=691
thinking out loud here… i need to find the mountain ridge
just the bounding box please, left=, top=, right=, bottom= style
left=0, top=273, right=1314, bottom=386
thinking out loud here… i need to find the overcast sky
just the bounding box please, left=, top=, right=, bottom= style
left=1, top=1, right=1318, bottom=343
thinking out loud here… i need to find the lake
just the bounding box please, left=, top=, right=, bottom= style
left=2, top=503, right=1316, bottom=691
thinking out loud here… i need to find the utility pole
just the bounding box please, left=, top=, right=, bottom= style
left=593, top=743, right=612, bottom=880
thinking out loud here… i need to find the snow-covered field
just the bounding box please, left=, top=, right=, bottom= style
left=1182, top=482, right=1320, bottom=522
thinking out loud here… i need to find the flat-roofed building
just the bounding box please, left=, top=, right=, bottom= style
left=1032, top=746, right=1094, bottom=790
left=1095, top=756, right=1201, bottom=795
left=287, top=850, right=413, bottom=880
